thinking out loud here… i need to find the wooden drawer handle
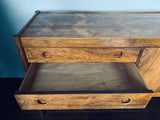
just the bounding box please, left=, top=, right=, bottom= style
left=37, top=99, right=47, bottom=104
left=42, top=51, right=51, bottom=59
left=114, top=51, right=123, bottom=58
left=122, top=98, right=131, bottom=104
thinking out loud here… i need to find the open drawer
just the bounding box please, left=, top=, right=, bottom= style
left=15, top=63, right=153, bottom=110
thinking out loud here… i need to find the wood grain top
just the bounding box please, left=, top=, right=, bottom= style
left=21, top=12, right=160, bottom=38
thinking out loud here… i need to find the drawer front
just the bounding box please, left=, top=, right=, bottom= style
left=15, top=93, right=152, bottom=110
left=24, top=48, right=140, bottom=63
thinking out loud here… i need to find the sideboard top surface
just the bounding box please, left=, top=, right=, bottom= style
left=21, top=12, right=160, bottom=38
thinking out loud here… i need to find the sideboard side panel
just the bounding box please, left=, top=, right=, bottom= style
left=14, top=35, right=28, bottom=72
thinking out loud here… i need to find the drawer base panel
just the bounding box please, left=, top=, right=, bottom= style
left=19, top=63, right=147, bottom=91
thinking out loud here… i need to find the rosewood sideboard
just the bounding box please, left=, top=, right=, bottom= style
left=14, top=11, right=160, bottom=119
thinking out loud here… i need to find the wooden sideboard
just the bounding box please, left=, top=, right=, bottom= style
left=14, top=11, right=160, bottom=115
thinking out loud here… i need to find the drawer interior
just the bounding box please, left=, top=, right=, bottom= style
left=18, top=63, right=149, bottom=92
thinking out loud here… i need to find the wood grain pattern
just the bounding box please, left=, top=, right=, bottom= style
left=19, top=63, right=147, bottom=91
left=21, top=37, right=160, bottom=48
left=21, top=13, right=160, bottom=38
left=24, top=48, right=140, bottom=63
left=14, top=35, right=28, bottom=72
left=138, top=48, right=160, bottom=91
left=153, top=92, right=160, bottom=97
left=14, top=93, right=152, bottom=110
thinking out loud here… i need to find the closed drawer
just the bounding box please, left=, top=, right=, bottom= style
left=15, top=63, right=153, bottom=110
left=24, top=48, right=140, bottom=63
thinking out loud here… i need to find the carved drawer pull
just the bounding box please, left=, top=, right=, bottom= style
left=37, top=99, right=47, bottom=104
left=122, top=98, right=131, bottom=104
left=114, top=51, right=123, bottom=58
left=42, top=51, right=51, bottom=59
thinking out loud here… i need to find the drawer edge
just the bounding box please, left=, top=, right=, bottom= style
left=15, top=93, right=153, bottom=110
left=21, top=37, right=160, bottom=48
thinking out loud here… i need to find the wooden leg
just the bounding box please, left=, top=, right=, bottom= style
left=39, top=110, right=45, bottom=120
